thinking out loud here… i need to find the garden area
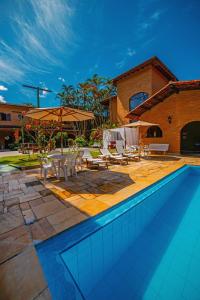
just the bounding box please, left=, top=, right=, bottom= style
left=0, top=149, right=101, bottom=169
left=0, top=74, right=118, bottom=170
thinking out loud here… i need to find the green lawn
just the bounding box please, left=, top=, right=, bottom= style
left=0, top=150, right=101, bottom=168
left=0, top=154, right=40, bottom=168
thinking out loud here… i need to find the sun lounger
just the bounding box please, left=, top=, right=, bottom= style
left=100, top=148, right=128, bottom=165
left=116, top=142, right=140, bottom=161
left=83, top=149, right=108, bottom=169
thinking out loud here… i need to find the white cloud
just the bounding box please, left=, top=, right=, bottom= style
left=0, top=56, right=25, bottom=84
left=140, top=22, right=151, bottom=30
left=0, top=0, right=76, bottom=84
left=0, top=85, right=8, bottom=91
left=135, top=2, right=165, bottom=38
left=151, top=10, right=163, bottom=20
left=58, top=77, right=65, bottom=83
left=127, top=48, right=136, bottom=57
left=0, top=95, right=6, bottom=103
left=40, top=90, right=48, bottom=98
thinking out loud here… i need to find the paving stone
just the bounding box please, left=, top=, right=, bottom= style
left=22, top=209, right=36, bottom=225
left=8, top=180, right=19, bottom=192
left=26, top=180, right=41, bottom=187
left=4, top=197, right=20, bottom=207
left=47, top=207, right=80, bottom=226
left=4, top=191, right=24, bottom=200
left=30, top=218, right=56, bottom=241
left=19, top=183, right=26, bottom=189
left=38, top=218, right=56, bottom=237
left=0, top=194, right=3, bottom=202
left=30, top=222, right=47, bottom=241
left=42, top=194, right=58, bottom=203
left=0, top=211, right=24, bottom=235
left=0, top=203, right=4, bottom=213
left=22, top=186, right=35, bottom=194
left=0, top=247, right=47, bottom=300
left=64, top=194, right=84, bottom=203
left=48, top=212, right=87, bottom=233
left=20, top=202, right=30, bottom=211
left=8, top=204, right=22, bottom=216
left=61, top=190, right=72, bottom=198
left=0, top=225, right=31, bottom=264
left=33, top=184, right=46, bottom=192
left=39, top=189, right=52, bottom=197
left=80, top=193, right=96, bottom=200
left=19, top=192, right=41, bottom=203
left=19, top=176, right=38, bottom=184
left=29, top=198, right=44, bottom=208
left=32, top=200, right=65, bottom=219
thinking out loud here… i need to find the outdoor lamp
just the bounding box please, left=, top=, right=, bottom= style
left=168, top=115, right=172, bottom=124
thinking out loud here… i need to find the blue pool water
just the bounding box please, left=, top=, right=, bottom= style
left=36, top=165, right=200, bottom=300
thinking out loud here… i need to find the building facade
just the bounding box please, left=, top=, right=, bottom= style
left=0, top=103, right=30, bottom=150
left=103, top=57, right=200, bottom=154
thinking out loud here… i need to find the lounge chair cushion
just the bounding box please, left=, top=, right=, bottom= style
left=148, top=144, right=169, bottom=152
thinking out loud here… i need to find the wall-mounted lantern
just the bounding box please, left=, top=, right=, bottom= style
left=168, top=115, right=172, bottom=124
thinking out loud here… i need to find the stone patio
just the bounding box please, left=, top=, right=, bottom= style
left=0, top=155, right=200, bottom=300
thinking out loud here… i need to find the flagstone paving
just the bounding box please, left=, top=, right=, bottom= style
left=0, top=155, right=200, bottom=299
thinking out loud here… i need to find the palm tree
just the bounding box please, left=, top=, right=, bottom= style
left=57, top=85, right=77, bottom=107
left=56, top=74, right=116, bottom=135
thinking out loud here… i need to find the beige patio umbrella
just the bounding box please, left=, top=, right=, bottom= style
left=122, top=120, right=159, bottom=153
left=25, top=106, right=94, bottom=153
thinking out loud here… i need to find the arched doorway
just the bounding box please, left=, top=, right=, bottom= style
left=181, top=121, right=200, bottom=154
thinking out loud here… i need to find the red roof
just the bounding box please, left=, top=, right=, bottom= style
left=126, top=80, right=200, bottom=120
left=113, top=56, right=178, bottom=84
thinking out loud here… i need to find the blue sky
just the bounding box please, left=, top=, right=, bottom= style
left=0, top=0, right=200, bottom=107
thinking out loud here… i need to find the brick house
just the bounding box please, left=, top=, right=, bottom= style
left=102, top=57, right=200, bottom=154
left=0, top=103, right=30, bottom=150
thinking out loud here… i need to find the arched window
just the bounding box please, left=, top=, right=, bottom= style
left=146, top=126, right=163, bottom=138
left=129, top=92, right=149, bottom=111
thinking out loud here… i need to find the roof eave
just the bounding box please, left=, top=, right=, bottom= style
left=126, top=80, right=200, bottom=120
left=113, top=56, right=177, bottom=84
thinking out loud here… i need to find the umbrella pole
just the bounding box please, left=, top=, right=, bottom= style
left=124, top=127, right=126, bottom=149
left=138, top=126, right=141, bottom=157
left=60, top=114, right=63, bottom=154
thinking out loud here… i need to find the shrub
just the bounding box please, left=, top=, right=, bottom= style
left=75, top=136, right=87, bottom=147
left=68, top=138, right=75, bottom=147
left=8, top=142, right=19, bottom=151
left=90, top=128, right=103, bottom=143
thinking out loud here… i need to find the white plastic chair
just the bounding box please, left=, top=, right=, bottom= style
left=76, top=151, right=84, bottom=171
left=64, top=153, right=78, bottom=180
left=82, top=149, right=92, bottom=161
left=40, top=158, right=57, bottom=183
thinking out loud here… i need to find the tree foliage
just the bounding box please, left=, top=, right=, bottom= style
left=57, top=74, right=116, bottom=131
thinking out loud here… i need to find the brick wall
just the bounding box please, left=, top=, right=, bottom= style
left=109, top=97, right=118, bottom=124
left=152, top=66, right=170, bottom=94
left=112, top=65, right=170, bottom=125
left=140, top=90, right=200, bottom=153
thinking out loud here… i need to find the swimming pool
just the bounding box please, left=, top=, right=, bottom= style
left=36, top=165, right=200, bottom=300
